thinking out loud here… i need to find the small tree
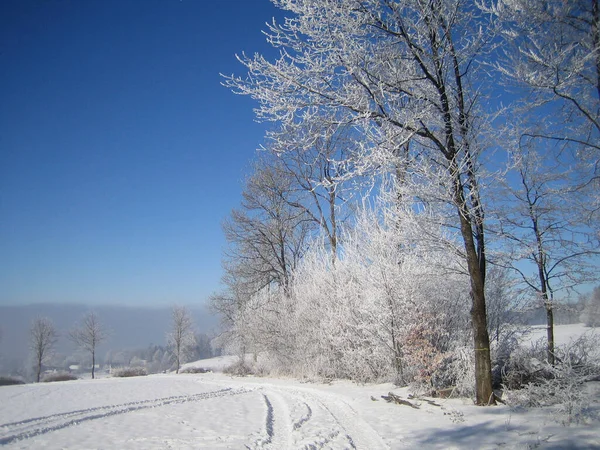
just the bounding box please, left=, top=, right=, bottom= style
left=493, top=140, right=598, bottom=364
left=167, top=306, right=196, bottom=373
left=68, top=312, right=108, bottom=379
left=582, top=286, right=600, bottom=327
left=30, top=317, right=58, bottom=382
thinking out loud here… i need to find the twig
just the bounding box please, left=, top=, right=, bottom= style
left=381, top=392, right=420, bottom=409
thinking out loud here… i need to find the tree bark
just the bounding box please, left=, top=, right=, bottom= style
left=451, top=163, right=494, bottom=405
left=36, top=355, right=42, bottom=383
left=545, top=301, right=555, bottom=366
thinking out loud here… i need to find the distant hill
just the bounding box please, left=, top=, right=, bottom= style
left=0, top=303, right=219, bottom=372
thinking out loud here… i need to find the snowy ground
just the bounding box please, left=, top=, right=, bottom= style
left=1, top=325, right=599, bottom=449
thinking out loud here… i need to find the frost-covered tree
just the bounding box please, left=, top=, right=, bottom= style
left=482, top=0, right=600, bottom=362
left=30, top=317, right=58, bottom=382
left=224, top=0, right=498, bottom=404
left=485, top=266, right=520, bottom=346
left=264, top=121, right=361, bottom=261
left=190, top=332, right=213, bottom=361
left=581, top=285, right=600, bottom=327
left=68, top=312, right=108, bottom=379
left=493, top=141, right=599, bottom=364
left=167, top=305, right=196, bottom=374
left=223, top=187, right=477, bottom=393
left=485, top=0, right=600, bottom=227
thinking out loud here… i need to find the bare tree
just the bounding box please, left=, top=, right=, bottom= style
left=224, top=0, right=498, bottom=404
left=493, top=141, right=599, bottom=364
left=30, top=317, right=59, bottom=382
left=224, top=162, right=312, bottom=295
left=68, top=312, right=108, bottom=379
left=167, top=305, right=196, bottom=374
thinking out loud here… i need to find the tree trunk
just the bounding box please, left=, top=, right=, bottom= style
left=92, top=349, right=95, bottom=380
left=328, top=183, right=337, bottom=264
left=36, top=355, right=42, bottom=383
left=452, top=165, right=495, bottom=405
left=470, top=277, right=494, bottom=405
left=545, top=300, right=555, bottom=366
left=531, top=210, right=555, bottom=365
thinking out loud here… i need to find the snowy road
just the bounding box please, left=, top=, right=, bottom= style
left=0, top=374, right=388, bottom=449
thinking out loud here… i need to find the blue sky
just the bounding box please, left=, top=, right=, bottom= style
left=0, top=0, right=282, bottom=307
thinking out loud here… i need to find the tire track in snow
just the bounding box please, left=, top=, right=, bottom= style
left=263, top=394, right=275, bottom=442
left=289, top=389, right=357, bottom=450
left=294, top=388, right=386, bottom=450
left=1, top=388, right=233, bottom=429
left=242, top=383, right=384, bottom=449
left=293, top=401, right=312, bottom=431
left=246, top=390, right=294, bottom=450
left=0, top=387, right=250, bottom=446
left=249, top=385, right=387, bottom=450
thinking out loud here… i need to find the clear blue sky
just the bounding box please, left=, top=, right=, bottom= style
left=0, top=0, right=282, bottom=307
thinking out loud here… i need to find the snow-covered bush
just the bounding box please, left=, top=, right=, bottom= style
left=223, top=359, right=253, bottom=377
left=42, top=372, right=78, bottom=382
left=490, top=331, right=522, bottom=389
left=112, top=367, right=147, bottom=378
left=435, top=346, right=476, bottom=398
left=503, top=334, right=600, bottom=425
left=500, top=337, right=547, bottom=391
left=179, top=366, right=209, bottom=374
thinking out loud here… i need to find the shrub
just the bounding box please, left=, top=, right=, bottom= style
left=223, top=360, right=252, bottom=376
left=502, top=334, right=600, bottom=425
left=0, top=376, right=25, bottom=386
left=501, top=338, right=549, bottom=391
left=436, top=346, right=475, bottom=398
left=112, top=367, right=147, bottom=378
left=42, top=372, right=78, bottom=382
left=179, top=366, right=209, bottom=374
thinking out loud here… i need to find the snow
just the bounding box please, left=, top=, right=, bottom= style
left=1, top=325, right=599, bottom=449
left=524, top=323, right=599, bottom=347
left=180, top=355, right=239, bottom=372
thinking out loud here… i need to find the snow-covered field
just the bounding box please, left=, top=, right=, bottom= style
left=524, top=323, right=600, bottom=348
left=1, top=325, right=599, bottom=449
